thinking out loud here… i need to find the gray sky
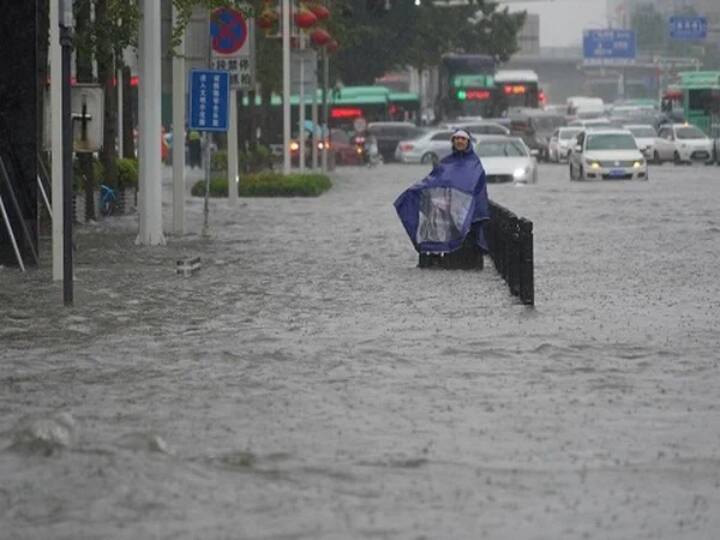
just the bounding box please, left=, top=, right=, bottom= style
left=499, top=0, right=609, bottom=48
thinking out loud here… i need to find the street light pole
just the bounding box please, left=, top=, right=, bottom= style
left=59, top=0, right=74, bottom=306
left=282, top=0, right=291, bottom=175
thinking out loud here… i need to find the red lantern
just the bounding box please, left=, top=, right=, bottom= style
left=258, top=10, right=277, bottom=30
left=310, top=28, right=331, bottom=46
left=326, top=39, right=339, bottom=53
left=307, top=3, right=330, bottom=21
left=294, top=9, right=318, bottom=28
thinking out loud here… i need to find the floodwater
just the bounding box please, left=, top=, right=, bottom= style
left=2, top=162, right=720, bottom=539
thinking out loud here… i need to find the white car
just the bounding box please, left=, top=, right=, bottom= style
left=568, top=117, right=612, bottom=129
left=475, top=136, right=537, bottom=183
left=653, top=123, right=714, bottom=164
left=623, top=124, right=657, bottom=159
left=395, top=129, right=454, bottom=164
left=447, top=121, right=510, bottom=136
left=548, top=127, right=582, bottom=163
left=568, top=129, right=648, bottom=181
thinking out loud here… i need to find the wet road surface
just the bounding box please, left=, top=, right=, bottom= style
left=2, top=162, right=720, bottom=539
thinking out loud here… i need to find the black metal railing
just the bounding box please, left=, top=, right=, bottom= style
left=485, top=201, right=534, bottom=306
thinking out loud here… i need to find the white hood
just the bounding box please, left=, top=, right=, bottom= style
left=584, top=149, right=643, bottom=161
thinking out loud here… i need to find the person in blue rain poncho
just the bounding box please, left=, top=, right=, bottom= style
left=394, top=129, right=490, bottom=255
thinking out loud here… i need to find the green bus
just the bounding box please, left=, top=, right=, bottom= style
left=677, top=71, right=720, bottom=134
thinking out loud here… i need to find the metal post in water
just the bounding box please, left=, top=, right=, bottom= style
left=202, top=133, right=211, bottom=237
left=282, top=0, right=291, bottom=175
left=60, top=0, right=74, bottom=306
left=321, top=47, right=329, bottom=173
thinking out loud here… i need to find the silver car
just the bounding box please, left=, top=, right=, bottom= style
left=623, top=124, right=657, bottom=159
left=395, top=129, right=454, bottom=164
left=548, top=127, right=582, bottom=163
left=475, top=136, right=538, bottom=183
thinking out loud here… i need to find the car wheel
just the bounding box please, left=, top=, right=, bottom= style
left=421, top=152, right=437, bottom=164
left=653, top=150, right=662, bottom=165
left=673, top=151, right=682, bottom=165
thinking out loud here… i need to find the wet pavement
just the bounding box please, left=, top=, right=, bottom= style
left=2, top=161, right=720, bottom=539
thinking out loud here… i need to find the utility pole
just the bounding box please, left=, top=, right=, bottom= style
left=172, top=4, right=187, bottom=234
left=59, top=0, right=74, bottom=306
left=282, top=0, right=291, bottom=175
left=136, top=0, right=166, bottom=245
left=50, top=0, right=64, bottom=282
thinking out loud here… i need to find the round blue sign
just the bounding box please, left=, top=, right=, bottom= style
left=210, top=8, right=248, bottom=55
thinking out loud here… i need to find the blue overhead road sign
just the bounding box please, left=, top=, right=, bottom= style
left=188, top=70, right=230, bottom=132
left=583, top=29, right=636, bottom=65
left=669, top=16, right=707, bottom=41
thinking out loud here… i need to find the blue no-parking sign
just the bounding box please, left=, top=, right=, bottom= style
left=188, top=70, right=229, bottom=132
left=669, top=16, right=707, bottom=41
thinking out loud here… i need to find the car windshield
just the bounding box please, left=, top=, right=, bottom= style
left=476, top=140, right=528, bottom=157
left=586, top=133, right=637, bottom=151
left=627, top=126, right=656, bottom=138
left=559, top=129, right=581, bottom=140
left=676, top=126, right=706, bottom=139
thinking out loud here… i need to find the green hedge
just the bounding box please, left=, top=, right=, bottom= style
left=191, top=172, right=332, bottom=197
left=117, top=158, right=139, bottom=189
left=72, top=156, right=138, bottom=190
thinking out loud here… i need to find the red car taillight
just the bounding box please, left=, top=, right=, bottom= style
left=399, top=143, right=414, bottom=152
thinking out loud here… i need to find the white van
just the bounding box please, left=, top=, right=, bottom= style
left=566, top=96, right=605, bottom=119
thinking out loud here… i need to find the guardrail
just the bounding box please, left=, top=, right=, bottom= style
left=485, top=201, right=534, bottom=306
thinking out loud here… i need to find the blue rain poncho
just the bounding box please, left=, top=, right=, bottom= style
left=394, top=141, right=489, bottom=254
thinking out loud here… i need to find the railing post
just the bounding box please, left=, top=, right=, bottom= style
left=487, top=200, right=534, bottom=306
left=519, top=218, right=534, bottom=305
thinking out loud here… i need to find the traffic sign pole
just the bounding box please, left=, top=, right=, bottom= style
left=228, top=89, right=239, bottom=205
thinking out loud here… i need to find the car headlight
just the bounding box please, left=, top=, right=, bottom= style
left=585, top=159, right=600, bottom=169
left=633, top=160, right=644, bottom=168
left=513, top=167, right=529, bottom=180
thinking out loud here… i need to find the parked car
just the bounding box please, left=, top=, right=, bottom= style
left=367, top=122, right=425, bottom=163
left=623, top=124, right=657, bottom=159
left=395, top=129, right=455, bottom=164
left=568, top=128, right=647, bottom=181
left=653, top=123, right=714, bottom=165
left=568, top=117, right=612, bottom=129
left=548, top=127, right=582, bottom=163
left=475, top=135, right=538, bottom=183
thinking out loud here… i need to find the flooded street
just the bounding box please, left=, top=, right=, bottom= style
left=2, top=162, right=720, bottom=539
